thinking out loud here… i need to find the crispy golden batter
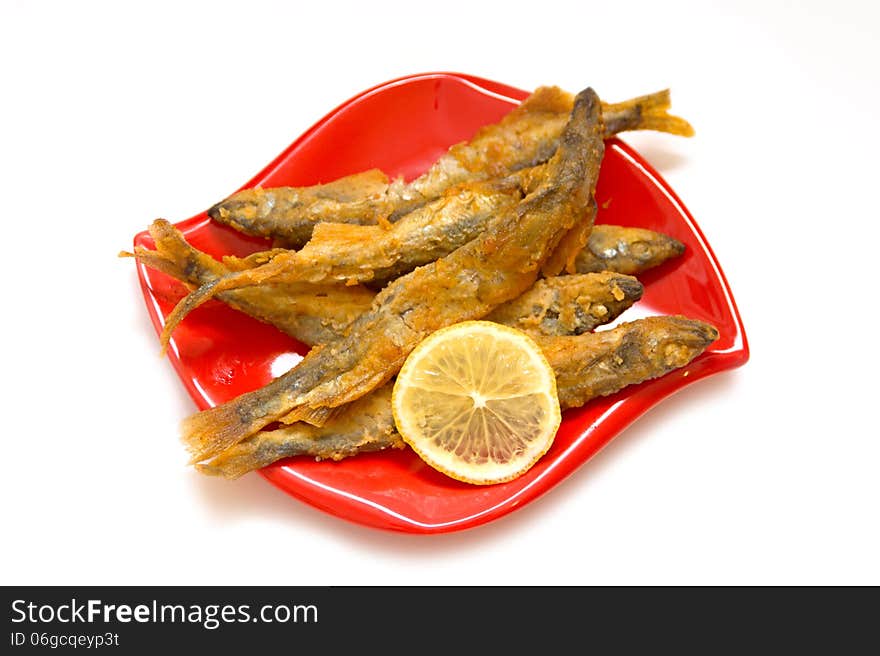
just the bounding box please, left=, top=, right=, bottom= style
left=207, top=88, right=692, bottom=246
left=180, top=88, right=606, bottom=464
left=198, top=315, right=717, bottom=478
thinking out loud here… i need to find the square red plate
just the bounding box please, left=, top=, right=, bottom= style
left=133, top=72, right=749, bottom=534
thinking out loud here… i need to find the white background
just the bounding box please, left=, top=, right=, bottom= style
left=2, top=0, right=877, bottom=586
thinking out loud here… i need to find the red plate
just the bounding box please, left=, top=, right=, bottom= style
left=133, top=72, right=749, bottom=533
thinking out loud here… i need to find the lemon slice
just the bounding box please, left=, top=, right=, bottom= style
left=391, top=320, right=561, bottom=485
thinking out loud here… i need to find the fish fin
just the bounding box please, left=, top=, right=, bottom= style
left=604, top=89, right=694, bottom=137
left=279, top=404, right=335, bottom=427
left=126, top=219, right=227, bottom=287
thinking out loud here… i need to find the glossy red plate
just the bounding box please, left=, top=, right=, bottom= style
left=133, top=72, right=748, bottom=534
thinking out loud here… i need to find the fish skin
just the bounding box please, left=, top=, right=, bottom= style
left=180, top=88, right=605, bottom=464
left=198, top=315, right=717, bottom=479
left=574, top=224, right=686, bottom=275
left=207, top=88, right=691, bottom=247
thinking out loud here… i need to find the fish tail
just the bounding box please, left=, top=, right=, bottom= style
left=603, top=89, right=695, bottom=138
left=182, top=384, right=290, bottom=464
left=182, top=342, right=336, bottom=462
left=195, top=442, right=265, bottom=479
left=158, top=279, right=221, bottom=353
left=195, top=431, right=296, bottom=479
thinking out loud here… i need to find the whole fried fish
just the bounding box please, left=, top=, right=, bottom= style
left=208, top=88, right=692, bottom=247
left=198, top=316, right=718, bottom=478
left=181, top=87, right=605, bottom=464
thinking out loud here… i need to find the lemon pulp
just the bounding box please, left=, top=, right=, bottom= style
left=392, top=321, right=561, bottom=485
